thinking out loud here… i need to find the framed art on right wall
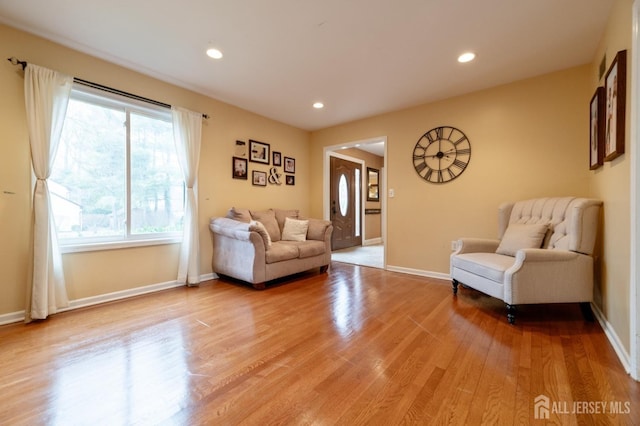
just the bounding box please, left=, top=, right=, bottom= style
left=590, top=86, right=605, bottom=170
left=604, top=50, right=627, bottom=162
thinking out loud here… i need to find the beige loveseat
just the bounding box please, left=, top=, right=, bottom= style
left=450, top=197, right=602, bottom=324
left=209, top=208, right=333, bottom=289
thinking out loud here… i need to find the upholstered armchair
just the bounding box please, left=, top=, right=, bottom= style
left=450, top=197, right=602, bottom=324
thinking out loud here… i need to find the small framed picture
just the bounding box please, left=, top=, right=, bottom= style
left=286, top=175, right=295, bottom=185
left=589, top=87, right=605, bottom=170
left=232, top=157, right=248, bottom=179
left=284, top=156, right=295, bottom=173
left=273, top=151, right=282, bottom=166
left=235, top=140, right=247, bottom=157
left=252, top=170, right=267, bottom=186
left=604, top=50, right=626, bottom=162
left=249, top=139, right=270, bottom=164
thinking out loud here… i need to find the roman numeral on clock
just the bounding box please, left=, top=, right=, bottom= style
left=452, top=159, right=468, bottom=169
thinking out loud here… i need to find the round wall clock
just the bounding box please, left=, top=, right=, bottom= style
left=412, top=126, right=471, bottom=184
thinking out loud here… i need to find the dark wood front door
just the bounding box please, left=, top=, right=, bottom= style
left=330, top=156, right=362, bottom=250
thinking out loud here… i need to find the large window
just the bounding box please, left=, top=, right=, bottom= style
left=50, top=87, right=184, bottom=250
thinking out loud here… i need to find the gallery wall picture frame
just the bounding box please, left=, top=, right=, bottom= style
left=589, top=87, right=605, bottom=170
left=235, top=140, right=247, bottom=157
left=249, top=139, right=270, bottom=164
left=604, top=49, right=626, bottom=162
left=252, top=170, right=267, bottom=186
left=273, top=151, right=282, bottom=166
left=286, top=175, right=295, bottom=185
left=284, top=156, right=296, bottom=173
left=232, top=156, right=248, bottom=179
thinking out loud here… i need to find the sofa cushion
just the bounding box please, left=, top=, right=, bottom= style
left=282, top=217, right=309, bottom=241
left=226, top=207, right=252, bottom=223
left=279, top=240, right=326, bottom=259
left=452, top=252, right=515, bottom=282
left=274, top=209, right=299, bottom=232
left=249, top=220, right=272, bottom=250
left=250, top=209, right=281, bottom=242
left=265, top=242, right=299, bottom=264
left=495, top=223, right=548, bottom=256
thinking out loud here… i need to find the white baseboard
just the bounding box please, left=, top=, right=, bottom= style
left=0, top=310, right=27, bottom=326
left=61, top=280, right=186, bottom=313
left=385, top=265, right=450, bottom=281
left=201, top=272, right=218, bottom=281
left=363, top=238, right=383, bottom=246
left=0, top=272, right=219, bottom=326
left=591, top=302, right=632, bottom=375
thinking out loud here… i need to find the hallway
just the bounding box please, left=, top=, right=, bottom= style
left=331, top=244, right=384, bottom=269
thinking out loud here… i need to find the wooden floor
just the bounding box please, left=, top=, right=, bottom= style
left=0, top=263, right=638, bottom=425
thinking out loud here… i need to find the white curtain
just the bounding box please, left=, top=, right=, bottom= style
left=171, top=107, right=202, bottom=286
left=24, top=64, right=73, bottom=320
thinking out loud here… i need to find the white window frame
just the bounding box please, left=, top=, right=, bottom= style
left=55, top=85, right=183, bottom=253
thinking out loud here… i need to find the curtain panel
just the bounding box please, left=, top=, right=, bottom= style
left=24, top=64, right=73, bottom=321
left=171, top=107, right=202, bottom=286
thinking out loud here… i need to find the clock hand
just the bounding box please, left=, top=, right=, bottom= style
left=425, top=151, right=454, bottom=158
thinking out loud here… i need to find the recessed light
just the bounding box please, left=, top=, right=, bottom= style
left=206, top=48, right=223, bottom=59
left=458, top=52, right=476, bottom=63
left=313, top=102, right=324, bottom=109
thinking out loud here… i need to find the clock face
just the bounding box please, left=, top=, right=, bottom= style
left=412, top=126, right=471, bottom=184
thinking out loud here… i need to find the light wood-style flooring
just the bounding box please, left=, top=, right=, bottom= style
left=0, top=262, right=638, bottom=425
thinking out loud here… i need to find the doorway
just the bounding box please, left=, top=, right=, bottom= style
left=324, top=137, right=387, bottom=269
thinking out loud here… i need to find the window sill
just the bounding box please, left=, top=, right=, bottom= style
left=60, top=237, right=182, bottom=254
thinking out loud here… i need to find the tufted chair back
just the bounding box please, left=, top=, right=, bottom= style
left=497, top=197, right=602, bottom=256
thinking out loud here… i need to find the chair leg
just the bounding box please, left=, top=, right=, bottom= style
left=452, top=279, right=459, bottom=295
left=506, top=304, right=516, bottom=325
left=579, top=302, right=595, bottom=322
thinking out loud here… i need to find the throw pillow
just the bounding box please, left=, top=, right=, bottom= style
left=249, top=220, right=272, bottom=250
left=250, top=209, right=281, bottom=241
left=496, top=223, right=549, bottom=256
left=281, top=217, right=309, bottom=242
left=226, top=207, right=252, bottom=223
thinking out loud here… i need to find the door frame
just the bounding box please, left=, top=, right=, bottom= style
left=323, top=136, right=387, bottom=268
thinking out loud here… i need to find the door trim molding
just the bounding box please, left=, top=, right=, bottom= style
left=323, top=136, right=388, bottom=268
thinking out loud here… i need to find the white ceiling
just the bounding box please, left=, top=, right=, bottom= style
left=0, top=0, right=613, bottom=131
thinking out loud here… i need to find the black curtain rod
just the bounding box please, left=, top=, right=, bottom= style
left=7, top=57, right=209, bottom=119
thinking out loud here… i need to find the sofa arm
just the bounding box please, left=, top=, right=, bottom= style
left=210, top=217, right=253, bottom=241
left=513, top=248, right=580, bottom=263
left=209, top=217, right=267, bottom=284
left=505, top=248, right=593, bottom=305
left=453, top=237, right=500, bottom=255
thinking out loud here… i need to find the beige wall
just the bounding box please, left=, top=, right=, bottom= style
left=588, top=0, right=632, bottom=352
left=0, top=24, right=310, bottom=314
left=311, top=65, right=591, bottom=275
left=310, top=0, right=634, bottom=356
left=335, top=147, right=383, bottom=241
